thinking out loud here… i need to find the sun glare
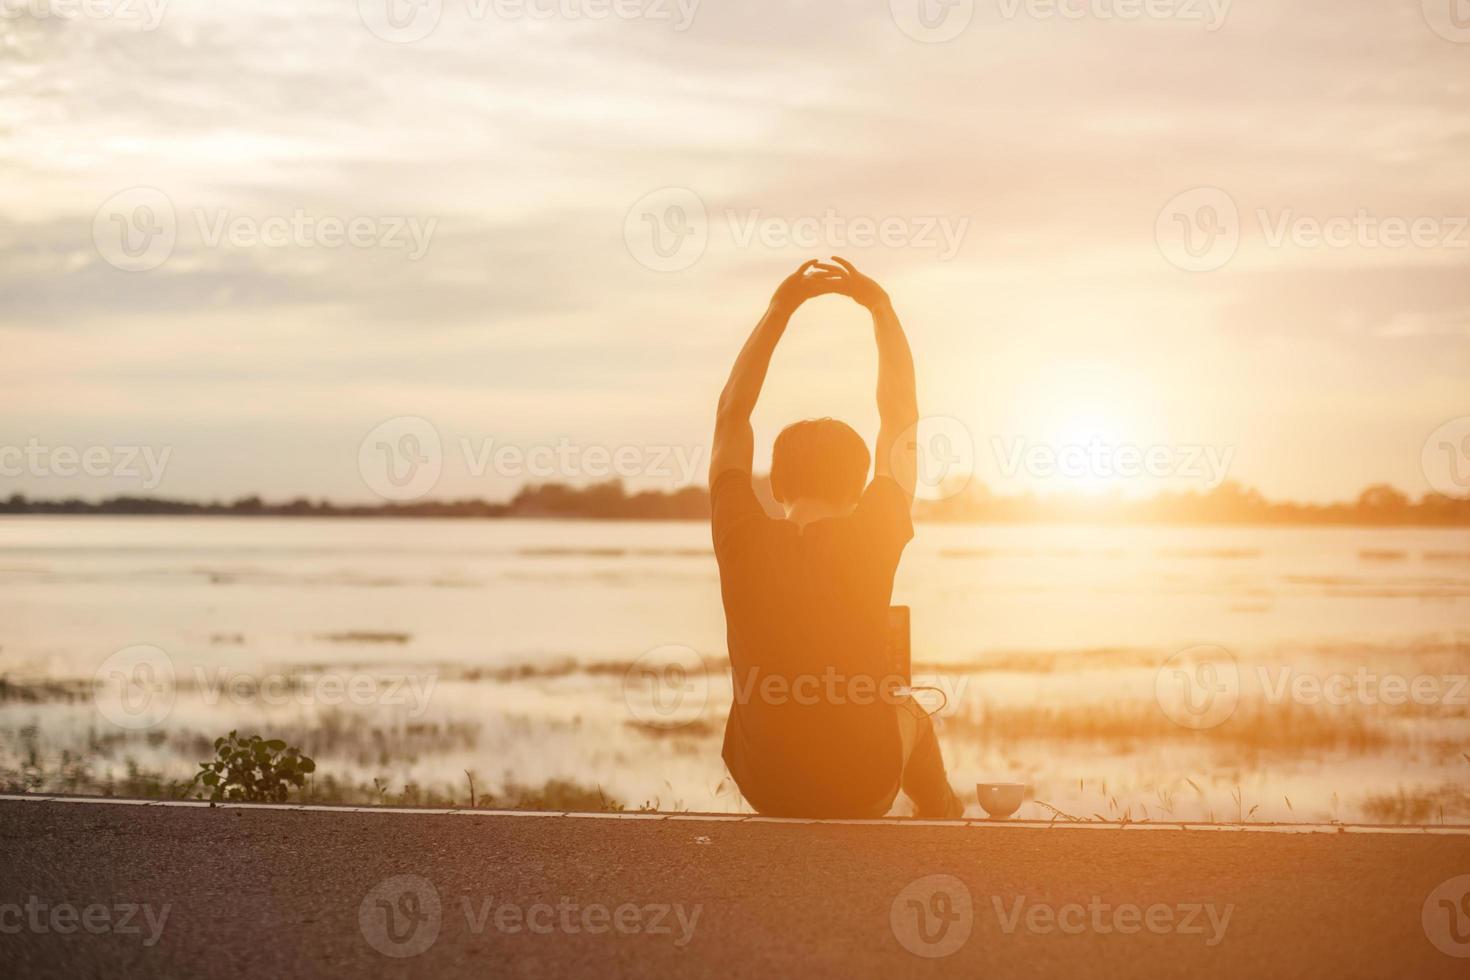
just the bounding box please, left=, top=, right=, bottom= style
left=1000, top=362, right=1157, bottom=495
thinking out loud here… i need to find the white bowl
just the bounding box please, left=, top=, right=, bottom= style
left=976, top=782, right=1027, bottom=819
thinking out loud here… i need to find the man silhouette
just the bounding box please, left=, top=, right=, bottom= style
left=709, top=257, right=963, bottom=819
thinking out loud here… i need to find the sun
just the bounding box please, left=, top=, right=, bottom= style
left=1042, top=411, right=1131, bottom=495
left=1005, top=362, right=1156, bottom=496
left=1052, top=412, right=1125, bottom=450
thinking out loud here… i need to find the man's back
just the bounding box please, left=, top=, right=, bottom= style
left=711, top=469, right=913, bottom=817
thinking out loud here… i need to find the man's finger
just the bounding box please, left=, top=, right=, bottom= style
left=795, top=259, right=820, bottom=276
left=829, top=256, right=859, bottom=275
left=810, top=261, right=846, bottom=275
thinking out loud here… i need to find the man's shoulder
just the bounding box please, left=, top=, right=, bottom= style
left=710, top=468, right=748, bottom=502
left=711, top=469, right=777, bottom=555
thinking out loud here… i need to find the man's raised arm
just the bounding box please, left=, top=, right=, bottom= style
left=709, top=261, right=843, bottom=486
left=830, top=257, right=919, bottom=502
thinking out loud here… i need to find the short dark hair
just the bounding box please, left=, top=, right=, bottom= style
left=770, top=418, right=870, bottom=505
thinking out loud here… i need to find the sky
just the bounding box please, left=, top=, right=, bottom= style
left=2, top=0, right=1468, bottom=504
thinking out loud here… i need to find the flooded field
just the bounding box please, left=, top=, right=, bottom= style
left=2, top=516, right=1468, bottom=822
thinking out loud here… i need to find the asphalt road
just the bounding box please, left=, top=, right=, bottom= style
left=3, top=797, right=1469, bottom=979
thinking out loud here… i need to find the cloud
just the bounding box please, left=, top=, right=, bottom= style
left=2, top=0, right=1466, bottom=500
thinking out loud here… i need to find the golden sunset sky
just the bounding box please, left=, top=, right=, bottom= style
left=3, top=0, right=1467, bottom=503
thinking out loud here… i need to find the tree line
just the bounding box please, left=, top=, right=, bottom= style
left=2, top=479, right=1467, bottom=525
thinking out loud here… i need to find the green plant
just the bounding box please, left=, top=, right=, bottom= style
left=191, top=731, right=316, bottom=803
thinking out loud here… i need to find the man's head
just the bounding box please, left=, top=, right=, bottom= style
left=770, top=418, right=870, bottom=513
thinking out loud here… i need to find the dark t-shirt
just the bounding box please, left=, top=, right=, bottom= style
left=711, top=469, right=914, bottom=817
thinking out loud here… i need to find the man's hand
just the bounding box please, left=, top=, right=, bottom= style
left=823, top=256, right=891, bottom=312
left=770, top=259, right=847, bottom=313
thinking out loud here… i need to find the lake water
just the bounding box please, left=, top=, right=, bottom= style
left=2, top=516, right=1468, bottom=822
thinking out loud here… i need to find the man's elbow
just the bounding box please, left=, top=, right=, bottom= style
left=880, top=405, right=920, bottom=434
left=715, top=395, right=748, bottom=426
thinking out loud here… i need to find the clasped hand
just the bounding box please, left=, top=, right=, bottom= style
left=770, top=257, right=890, bottom=314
